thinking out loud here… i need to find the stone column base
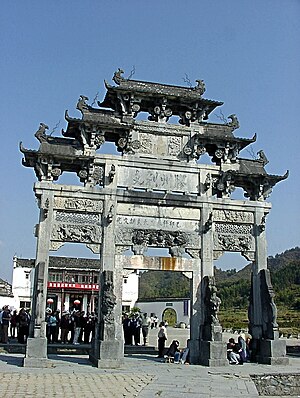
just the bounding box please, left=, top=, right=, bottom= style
left=187, top=339, right=200, bottom=365
left=199, top=341, right=228, bottom=367
left=89, top=339, right=124, bottom=368
left=257, top=339, right=289, bottom=365
left=23, top=337, right=50, bottom=368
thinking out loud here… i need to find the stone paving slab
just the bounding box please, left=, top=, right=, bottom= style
left=0, top=353, right=300, bottom=397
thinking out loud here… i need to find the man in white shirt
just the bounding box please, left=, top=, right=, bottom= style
left=141, top=312, right=151, bottom=346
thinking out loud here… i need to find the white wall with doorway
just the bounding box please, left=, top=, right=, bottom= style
left=135, top=299, right=190, bottom=326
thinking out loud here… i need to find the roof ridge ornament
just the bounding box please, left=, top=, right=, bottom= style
left=35, top=123, right=49, bottom=143
left=76, top=95, right=90, bottom=113
left=226, top=114, right=240, bottom=130
left=257, top=150, right=269, bottom=166
left=112, top=68, right=125, bottom=85
left=193, top=79, right=206, bottom=96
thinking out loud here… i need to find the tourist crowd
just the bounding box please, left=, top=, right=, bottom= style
left=45, top=308, right=97, bottom=344
left=0, top=305, right=97, bottom=345
left=122, top=312, right=159, bottom=346
left=0, top=306, right=31, bottom=344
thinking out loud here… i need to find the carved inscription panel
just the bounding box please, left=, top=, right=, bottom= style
left=118, top=166, right=198, bottom=194
left=117, top=203, right=200, bottom=221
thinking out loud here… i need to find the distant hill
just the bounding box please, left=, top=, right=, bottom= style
left=139, top=247, right=300, bottom=310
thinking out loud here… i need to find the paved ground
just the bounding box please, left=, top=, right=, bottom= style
left=0, top=352, right=299, bottom=397
left=0, top=328, right=299, bottom=397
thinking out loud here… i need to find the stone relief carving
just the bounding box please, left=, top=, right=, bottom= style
left=50, top=241, right=65, bottom=251
left=108, top=164, right=116, bottom=182
left=86, top=243, right=101, bottom=254
left=115, top=245, right=131, bottom=254
left=214, top=223, right=253, bottom=251
left=55, top=211, right=101, bottom=225
left=213, top=250, right=223, bottom=260
left=213, top=171, right=235, bottom=197
left=148, top=98, right=172, bottom=123
left=139, top=133, right=153, bottom=153
left=52, top=223, right=100, bottom=244
left=242, top=251, right=255, bottom=261
left=54, top=197, right=103, bottom=212
left=168, top=136, right=181, bottom=156
left=213, top=210, right=254, bottom=224
left=203, top=212, right=213, bottom=233
left=258, top=214, right=267, bottom=234
left=202, top=276, right=222, bottom=341
left=107, top=205, right=114, bottom=224
left=185, top=249, right=201, bottom=259
left=215, top=223, right=253, bottom=235
left=132, top=229, right=189, bottom=248
left=117, top=132, right=141, bottom=154
left=101, top=270, right=117, bottom=326
left=261, top=269, right=278, bottom=339
left=91, top=165, right=104, bottom=186
left=217, top=234, right=252, bottom=251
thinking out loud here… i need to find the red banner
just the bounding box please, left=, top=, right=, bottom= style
left=48, top=282, right=99, bottom=291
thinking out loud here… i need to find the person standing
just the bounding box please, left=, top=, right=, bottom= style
left=18, top=308, right=29, bottom=344
left=132, top=313, right=141, bottom=345
left=122, top=314, right=132, bottom=345
left=10, top=310, right=18, bottom=339
left=1, top=306, right=11, bottom=343
left=0, top=306, right=4, bottom=342
left=141, top=313, right=151, bottom=346
left=72, top=311, right=81, bottom=345
left=47, top=311, right=57, bottom=343
left=60, top=311, right=71, bottom=344
left=157, top=321, right=167, bottom=358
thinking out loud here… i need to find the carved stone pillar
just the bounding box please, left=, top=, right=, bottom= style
left=24, top=187, right=54, bottom=368
left=190, top=205, right=227, bottom=366
left=249, top=207, right=288, bottom=364
left=187, top=262, right=202, bottom=364
left=89, top=197, right=124, bottom=368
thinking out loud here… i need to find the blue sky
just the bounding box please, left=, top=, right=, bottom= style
left=0, top=1, right=299, bottom=281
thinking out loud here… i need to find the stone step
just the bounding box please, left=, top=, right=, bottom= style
left=0, top=342, right=158, bottom=356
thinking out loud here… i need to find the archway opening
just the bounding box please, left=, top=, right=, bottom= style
left=214, top=252, right=251, bottom=337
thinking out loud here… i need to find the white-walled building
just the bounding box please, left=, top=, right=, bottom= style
left=0, top=278, right=15, bottom=309
left=12, top=257, right=139, bottom=314
left=9, top=257, right=188, bottom=326
left=136, top=298, right=190, bottom=326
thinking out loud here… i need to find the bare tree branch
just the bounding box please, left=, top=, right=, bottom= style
left=245, top=146, right=256, bottom=160
left=214, top=110, right=227, bottom=123
left=183, top=73, right=193, bottom=88
left=127, top=65, right=136, bottom=80
left=91, top=92, right=99, bottom=107
left=50, top=120, right=61, bottom=135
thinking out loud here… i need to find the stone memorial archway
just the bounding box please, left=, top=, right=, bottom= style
left=20, top=69, right=288, bottom=367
